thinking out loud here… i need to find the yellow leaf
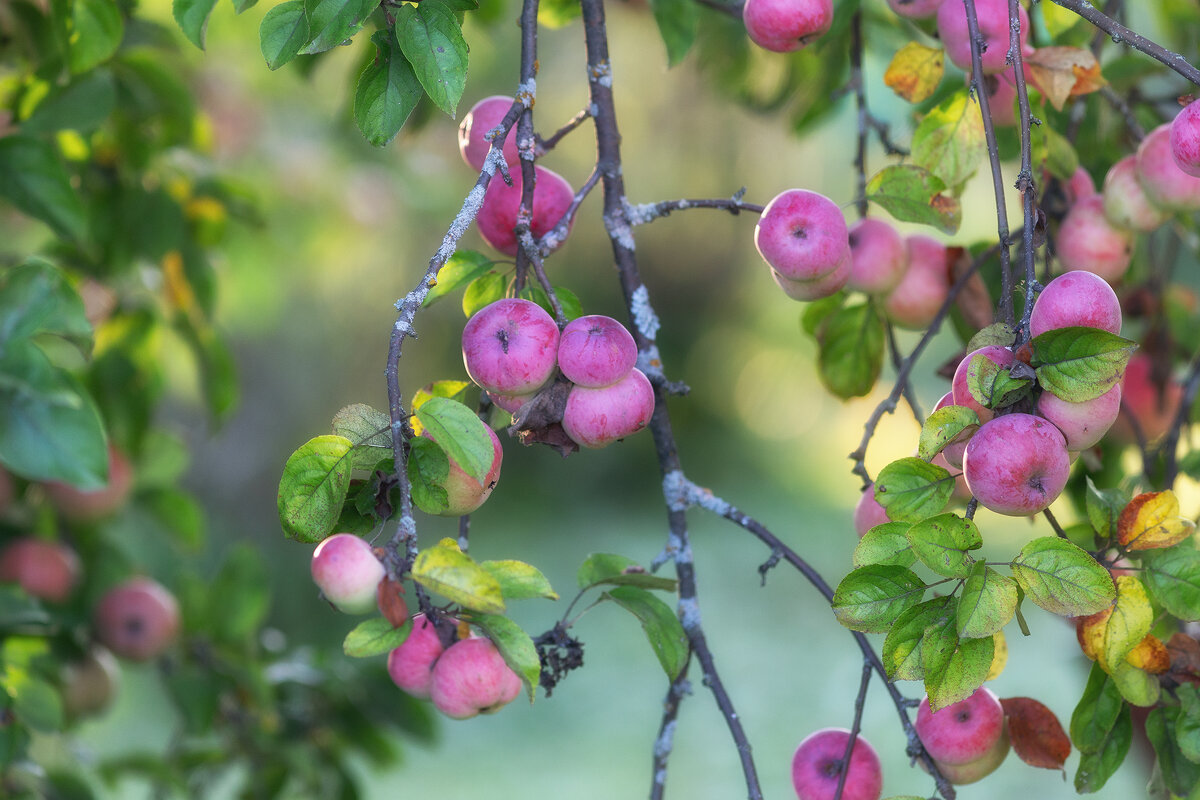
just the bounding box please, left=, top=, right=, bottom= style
left=986, top=630, right=1007, bottom=680
left=1074, top=576, right=1153, bottom=672
left=162, top=250, right=197, bottom=315
left=1117, top=490, right=1197, bottom=551
left=1125, top=634, right=1170, bottom=675
left=884, top=42, right=945, bottom=104
left=1026, top=47, right=1107, bottom=111
left=411, top=538, right=506, bottom=614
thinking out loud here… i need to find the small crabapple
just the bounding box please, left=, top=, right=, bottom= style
left=934, top=724, right=1010, bottom=785
left=1053, top=195, right=1133, bottom=282
left=1103, top=155, right=1169, bottom=232
left=556, top=315, right=638, bottom=388
left=1171, top=100, right=1200, bottom=178
left=1037, top=383, right=1122, bottom=451
left=388, top=613, right=451, bottom=699
left=852, top=483, right=890, bottom=538
left=964, top=413, right=1071, bottom=516
left=846, top=218, right=908, bottom=295
left=937, top=0, right=1030, bottom=74
left=770, top=254, right=851, bottom=302
left=754, top=189, right=850, bottom=283
left=562, top=368, right=655, bottom=449
left=93, top=577, right=181, bottom=662
left=310, top=533, right=386, bottom=614
left=1110, top=354, right=1183, bottom=444
left=950, top=345, right=1016, bottom=423
left=791, top=728, right=883, bottom=800
left=742, top=0, right=833, bottom=53
left=1028, top=270, right=1122, bottom=340
left=476, top=165, right=575, bottom=256
left=1137, top=123, right=1200, bottom=212
left=915, top=687, right=1005, bottom=766
left=458, top=95, right=521, bottom=171
left=462, top=298, right=560, bottom=396
left=422, top=423, right=503, bottom=517
left=0, top=537, right=81, bottom=603
left=429, top=637, right=522, bottom=719
left=883, top=235, right=949, bottom=330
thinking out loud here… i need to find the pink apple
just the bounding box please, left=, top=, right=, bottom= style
left=1103, top=155, right=1168, bottom=232
left=883, top=235, right=949, bottom=329
left=984, top=68, right=1019, bottom=127
left=311, top=533, right=386, bottom=614
left=932, top=391, right=970, bottom=468
left=61, top=645, right=121, bottom=720
left=1137, top=123, right=1200, bottom=212
left=476, top=165, right=574, bottom=256
left=935, top=723, right=1010, bottom=784
left=915, top=687, right=1005, bottom=766
left=93, top=577, right=181, bottom=662
left=45, top=445, right=133, bottom=521
left=950, top=346, right=1016, bottom=423
left=937, top=0, right=1030, bottom=74
left=429, top=637, right=522, bottom=719
left=1029, top=270, right=1122, bottom=340
left=754, top=189, right=850, bottom=282
left=422, top=423, right=503, bottom=516
left=462, top=298, right=560, bottom=396
left=388, top=613, right=450, bottom=699
left=771, top=253, right=851, bottom=302
left=886, top=0, right=942, bottom=19
left=1171, top=100, right=1200, bottom=178
left=742, top=0, right=833, bottom=53
left=458, top=95, right=520, bottom=171
left=846, top=217, right=909, bottom=295
left=1110, top=354, right=1183, bottom=443
left=488, top=391, right=533, bottom=413
left=853, top=483, right=891, bottom=538
left=963, top=413, right=1071, bottom=516
left=1063, top=166, right=1096, bottom=205
left=0, top=538, right=80, bottom=603
left=1037, top=383, right=1122, bottom=451
left=791, top=727, right=883, bottom=800
left=562, top=368, right=655, bottom=449
left=556, top=315, right=638, bottom=388
left=1053, top=195, right=1133, bottom=282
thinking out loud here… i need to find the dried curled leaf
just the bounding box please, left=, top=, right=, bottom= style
left=1025, top=47, right=1107, bottom=110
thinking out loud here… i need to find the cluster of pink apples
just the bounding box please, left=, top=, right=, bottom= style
left=458, top=95, right=575, bottom=256
left=755, top=190, right=951, bottom=329
left=462, top=298, right=655, bottom=449
left=915, top=687, right=1010, bottom=784
left=742, top=0, right=832, bottom=53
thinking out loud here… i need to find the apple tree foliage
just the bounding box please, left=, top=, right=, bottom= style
left=4, top=0, right=1200, bottom=798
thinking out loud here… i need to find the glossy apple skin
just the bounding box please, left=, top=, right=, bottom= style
left=846, top=218, right=908, bottom=295
left=1029, top=270, right=1122, bottom=340
left=462, top=298, right=560, bottom=396
left=963, top=413, right=1071, bottom=516
left=562, top=368, right=655, bottom=449
left=0, top=538, right=81, bottom=603
left=937, top=0, right=1030, bottom=74
left=388, top=614, right=449, bottom=700
left=935, top=723, right=1010, bottom=784
left=951, top=346, right=1016, bottom=424
left=742, top=0, right=833, bottom=53
left=476, top=165, right=574, bottom=256
left=884, top=235, right=949, bottom=329
left=61, top=645, right=121, bottom=720
left=885, top=0, right=942, bottom=18
left=429, top=637, right=522, bottom=720
left=1137, top=123, right=1200, bottom=211
left=1171, top=100, right=1200, bottom=178
left=311, top=533, right=386, bottom=614
left=423, top=423, right=503, bottom=517
left=853, top=483, right=891, bottom=538
left=754, top=189, right=850, bottom=283
left=1103, top=155, right=1169, bottom=232
left=458, top=95, right=520, bottom=171
left=556, top=315, right=638, bottom=388
left=915, top=687, right=1005, bottom=765
left=1053, top=195, right=1133, bottom=282
left=1037, top=383, right=1122, bottom=451
left=93, top=577, right=181, bottom=662
left=791, top=727, right=883, bottom=800
left=45, top=445, right=133, bottom=522
left=771, top=252, right=851, bottom=301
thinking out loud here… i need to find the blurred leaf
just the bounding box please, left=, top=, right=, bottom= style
left=538, top=0, right=580, bottom=28
left=69, top=0, right=124, bottom=74
left=832, top=564, right=926, bottom=633
left=0, top=587, right=51, bottom=631
left=424, top=251, right=495, bottom=307
left=480, top=560, right=558, bottom=601
left=576, top=553, right=677, bottom=592
left=407, top=436, right=449, bottom=515
left=1085, top=477, right=1127, bottom=541
left=355, top=31, right=424, bottom=146
left=1042, top=123, right=1079, bottom=181
left=260, top=1, right=309, bottom=69
left=0, top=137, right=87, bottom=242
left=912, top=90, right=985, bottom=189
left=1142, top=545, right=1200, bottom=621
left=163, top=664, right=220, bottom=733
left=174, top=316, right=238, bottom=423
left=471, top=614, right=540, bottom=701
left=603, top=586, right=688, bottom=680
left=143, top=487, right=206, bottom=550
left=1010, top=537, right=1115, bottom=617
left=277, top=435, right=354, bottom=542
left=957, top=562, right=1017, bottom=638
left=1117, top=491, right=1196, bottom=551
left=395, top=0, right=468, bottom=116
left=344, top=617, right=412, bottom=658
left=0, top=259, right=91, bottom=350
left=852, top=522, right=916, bottom=569
left=208, top=544, right=271, bottom=642
left=649, top=0, right=697, bottom=67
left=905, top=513, right=981, bottom=578
left=882, top=596, right=953, bottom=681
left=462, top=271, right=506, bottom=317
left=865, top=165, right=960, bottom=234
left=917, top=404, right=979, bottom=462
left=883, top=41, right=944, bottom=103
left=3, top=667, right=63, bottom=732
left=412, top=538, right=505, bottom=614
left=873, top=457, right=953, bottom=523
left=414, top=396, right=494, bottom=482
left=22, top=69, right=116, bottom=135
left=1001, top=697, right=1071, bottom=770
left=173, top=0, right=219, bottom=49
left=815, top=302, right=883, bottom=399
left=1146, top=706, right=1200, bottom=796
left=1032, top=326, right=1137, bottom=403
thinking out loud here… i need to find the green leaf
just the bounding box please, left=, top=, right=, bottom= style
left=344, top=617, right=412, bottom=658
left=415, top=396, right=494, bottom=483
left=965, top=322, right=1016, bottom=352
left=4, top=669, right=63, bottom=733
left=815, top=302, right=884, bottom=399
left=917, top=405, right=980, bottom=461
left=69, top=0, right=124, bottom=74
left=832, top=564, right=926, bottom=633
left=1100, top=577, right=1153, bottom=674
left=865, top=164, right=961, bottom=234
left=277, top=435, right=354, bottom=542
left=1031, top=327, right=1138, bottom=403
left=603, top=586, right=688, bottom=680
left=1010, top=536, right=1115, bottom=617
left=538, top=0, right=580, bottom=27
left=173, top=0, right=219, bottom=49
left=331, top=403, right=393, bottom=469
left=0, top=340, right=107, bottom=488
left=0, top=260, right=91, bottom=349
left=260, top=1, right=310, bottom=69
left=881, top=596, right=953, bottom=680
left=355, top=30, right=424, bottom=146
left=516, top=286, right=584, bottom=322
left=1071, top=663, right=1125, bottom=753
left=407, top=436, right=449, bottom=515
left=412, top=380, right=471, bottom=412
left=22, top=69, right=117, bottom=135
left=906, top=513, right=981, bottom=578
left=233, top=0, right=259, bottom=12
left=301, top=0, right=375, bottom=54
left=852, top=522, right=916, bottom=569
left=424, top=251, right=495, bottom=307
left=1109, top=659, right=1159, bottom=708
left=1146, top=707, right=1200, bottom=796
left=207, top=544, right=270, bottom=642
left=395, top=0, right=469, bottom=116
left=911, top=89, right=986, bottom=190
left=801, top=292, right=844, bottom=336
left=1074, top=704, right=1131, bottom=793
left=1175, top=685, right=1200, bottom=764
left=1142, top=545, right=1200, bottom=621
left=0, top=136, right=87, bottom=242
left=576, top=553, right=677, bottom=592
left=957, top=562, right=1017, bottom=638
left=1085, top=478, right=1127, bottom=542
left=0, top=587, right=51, bottom=630
left=470, top=614, right=541, bottom=701
left=480, top=560, right=558, bottom=601
left=965, top=352, right=1030, bottom=410
left=412, top=538, right=505, bottom=614
left=649, top=0, right=697, bottom=67
left=462, top=271, right=507, bottom=318
left=1043, top=123, right=1079, bottom=181
left=924, top=633, right=993, bottom=712
left=873, top=457, right=954, bottom=523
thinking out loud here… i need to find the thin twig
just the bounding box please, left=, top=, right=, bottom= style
left=833, top=662, right=874, bottom=800
left=537, top=107, right=593, bottom=154
left=1008, top=0, right=1040, bottom=345
left=1047, top=0, right=1200, bottom=86
left=649, top=656, right=693, bottom=800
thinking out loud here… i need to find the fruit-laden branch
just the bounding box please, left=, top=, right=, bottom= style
left=1047, top=0, right=1200, bottom=86
left=579, top=0, right=762, bottom=796
left=1008, top=0, right=1041, bottom=345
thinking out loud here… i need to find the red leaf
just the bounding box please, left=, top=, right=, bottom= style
left=1001, top=696, right=1071, bottom=770
left=376, top=577, right=409, bottom=629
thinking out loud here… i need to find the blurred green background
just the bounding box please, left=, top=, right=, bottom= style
left=34, top=0, right=1174, bottom=795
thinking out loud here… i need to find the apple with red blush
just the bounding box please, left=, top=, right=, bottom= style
left=310, top=533, right=386, bottom=614
left=790, top=727, right=882, bottom=800
left=429, top=636, right=522, bottom=719
left=458, top=95, right=521, bottom=171
left=937, top=0, right=1029, bottom=74
left=915, top=687, right=1010, bottom=784
left=562, top=368, right=655, bottom=449
left=462, top=298, right=560, bottom=396
left=846, top=218, right=908, bottom=295
left=389, top=613, right=452, bottom=699
left=950, top=345, right=1016, bottom=423
left=476, top=165, right=574, bottom=256
left=754, top=189, right=850, bottom=284
left=556, top=315, right=638, bottom=388
left=963, top=413, right=1071, bottom=516
left=883, top=235, right=949, bottom=330
left=1053, top=195, right=1133, bottom=282
left=742, top=0, right=832, bottom=53
left=45, top=444, right=134, bottom=522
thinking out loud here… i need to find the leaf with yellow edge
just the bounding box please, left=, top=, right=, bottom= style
left=1075, top=576, right=1153, bottom=673
left=1025, top=47, right=1107, bottom=111
left=884, top=42, right=944, bottom=104
left=1125, top=634, right=1170, bottom=675
left=1117, top=490, right=1197, bottom=551
left=412, top=538, right=506, bottom=614
left=986, top=630, right=1008, bottom=681
left=1110, top=659, right=1160, bottom=707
